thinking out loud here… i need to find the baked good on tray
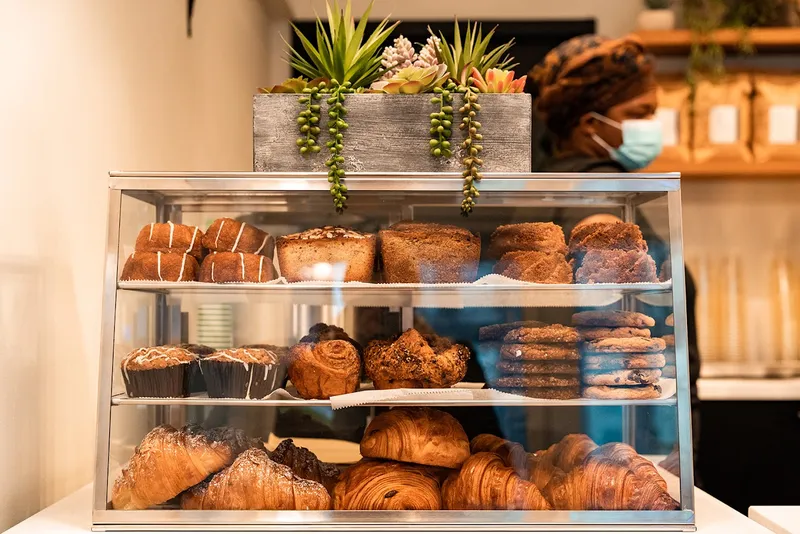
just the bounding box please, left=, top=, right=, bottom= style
left=287, top=323, right=361, bottom=399
left=333, top=459, right=443, bottom=510
left=199, top=348, right=281, bottom=399
left=111, top=424, right=258, bottom=510
left=583, top=337, right=666, bottom=354
left=364, top=328, right=469, bottom=389
left=478, top=320, right=546, bottom=341
left=575, top=249, right=658, bottom=284
left=199, top=252, right=277, bottom=283
left=121, top=346, right=197, bottom=398
left=573, top=310, right=656, bottom=328
left=496, top=386, right=582, bottom=400
left=120, top=251, right=199, bottom=282
left=493, top=250, right=574, bottom=284
left=503, top=325, right=580, bottom=344
left=583, top=384, right=662, bottom=400
left=135, top=222, right=204, bottom=259
left=360, top=407, right=470, bottom=469
left=269, top=438, right=340, bottom=495
left=277, top=226, right=376, bottom=282
left=499, top=343, right=580, bottom=361
left=582, top=353, right=666, bottom=371
left=488, top=222, right=568, bottom=259
left=441, top=452, right=551, bottom=510
left=181, top=448, right=330, bottom=510
left=202, top=217, right=274, bottom=257
left=568, top=221, right=647, bottom=257
left=379, top=221, right=481, bottom=283
left=578, top=327, right=651, bottom=341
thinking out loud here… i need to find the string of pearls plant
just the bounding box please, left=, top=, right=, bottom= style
left=325, top=81, right=354, bottom=213
left=429, top=81, right=458, bottom=158
left=459, top=82, right=483, bottom=215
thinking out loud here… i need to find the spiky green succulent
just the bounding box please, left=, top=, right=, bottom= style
left=286, top=0, right=399, bottom=89
left=432, top=21, right=517, bottom=86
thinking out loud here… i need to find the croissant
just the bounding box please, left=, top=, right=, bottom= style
left=542, top=454, right=679, bottom=511
left=587, top=443, right=667, bottom=491
left=526, top=454, right=566, bottom=491
left=360, top=407, right=470, bottom=469
left=333, top=459, right=442, bottom=510
left=269, top=438, right=340, bottom=494
left=536, top=433, right=598, bottom=473
left=442, top=452, right=551, bottom=510
left=181, top=448, right=331, bottom=510
left=111, top=425, right=258, bottom=510
left=470, top=434, right=529, bottom=478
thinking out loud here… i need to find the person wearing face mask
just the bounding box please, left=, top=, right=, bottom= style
left=529, top=35, right=701, bottom=483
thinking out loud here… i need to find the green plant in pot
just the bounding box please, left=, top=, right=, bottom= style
left=284, top=0, right=398, bottom=212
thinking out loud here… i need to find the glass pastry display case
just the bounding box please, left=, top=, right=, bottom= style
left=94, top=171, right=695, bottom=531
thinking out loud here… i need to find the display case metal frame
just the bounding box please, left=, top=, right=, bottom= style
left=93, top=171, right=695, bottom=532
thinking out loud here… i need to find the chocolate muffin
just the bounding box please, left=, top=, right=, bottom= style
left=379, top=221, right=481, bottom=283
left=199, top=252, right=277, bottom=283
left=121, top=346, right=197, bottom=398
left=277, top=226, right=376, bottom=282
left=134, top=222, right=204, bottom=259
left=120, top=251, right=199, bottom=282
left=488, top=222, right=568, bottom=259
left=575, top=249, right=658, bottom=284
left=494, top=250, right=573, bottom=284
left=202, top=217, right=274, bottom=257
left=200, top=348, right=282, bottom=399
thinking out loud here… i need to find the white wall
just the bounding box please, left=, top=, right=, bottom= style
left=0, top=0, right=287, bottom=529
left=289, top=0, right=642, bottom=38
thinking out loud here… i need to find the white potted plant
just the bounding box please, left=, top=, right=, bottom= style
left=637, top=0, right=676, bottom=30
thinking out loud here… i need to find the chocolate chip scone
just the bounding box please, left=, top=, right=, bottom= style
left=497, top=360, right=580, bottom=375
left=582, top=353, right=666, bottom=371
left=503, top=325, right=579, bottom=344
left=583, top=337, right=666, bottom=354
left=583, top=369, right=662, bottom=386
left=578, top=327, right=651, bottom=341
left=500, top=344, right=580, bottom=361
left=573, top=310, right=656, bottom=328
left=583, top=384, right=662, bottom=400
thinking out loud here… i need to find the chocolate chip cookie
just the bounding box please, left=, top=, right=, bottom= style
left=494, top=375, right=580, bottom=388
left=582, top=353, right=666, bottom=371
left=583, top=337, right=666, bottom=354
left=478, top=320, right=546, bottom=341
left=583, top=384, right=662, bottom=400
left=497, top=360, right=580, bottom=375
left=572, top=310, right=655, bottom=328
left=583, top=369, right=662, bottom=386
left=500, top=344, right=580, bottom=361
left=503, top=325, right=579, bottom=344
left=578, top=327, right=651, bottom=341
left=496, top=386, right=581, bottom=400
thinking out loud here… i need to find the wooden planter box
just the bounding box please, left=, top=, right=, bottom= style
left=253, top=93, right=531, bottom=173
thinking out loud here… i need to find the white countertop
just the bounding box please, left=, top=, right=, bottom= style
left=749, top=506, right=800, bottom=534
left=698, top=378, right=800, bottom=401
left=4, top=481, right=771, bottom=534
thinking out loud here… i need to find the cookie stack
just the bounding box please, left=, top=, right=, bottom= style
left=568, top=222, right=658, bottom=284
left=662, top=314, right=676, bottom=378
left=491, top=324, right=581, bottom=399
left=489, top=223, right=573, bottom=284
left=574, top=310, right=667, bottom=400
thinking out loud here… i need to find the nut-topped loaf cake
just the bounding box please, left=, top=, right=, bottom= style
left=135, top=222, right=205, bottom=259
left=277, top=226, right=376, bottom=282
left=202, top=217, right=275, bottom=257
left=379, top=221, right=481, bottom=283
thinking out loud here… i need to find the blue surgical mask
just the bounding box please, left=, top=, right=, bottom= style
left=590, top=112, right=663, bottom=171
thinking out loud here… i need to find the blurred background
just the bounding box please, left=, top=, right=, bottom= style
left=2, top=0, right=800, bottom=529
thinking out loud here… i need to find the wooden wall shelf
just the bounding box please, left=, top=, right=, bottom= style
left=635, top=28, right=800, bottom=54
left=645, top=161, right=800, bottom=179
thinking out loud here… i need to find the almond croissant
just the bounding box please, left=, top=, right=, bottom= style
left=181, top=448, right=331, bottom=510
left=111, top=425, right=258, bottom=510
left=333, top=459, right=442, bottom=510
left=542, top=454, right=679, bottom=511
left=442, top=452, right=551, bottom=510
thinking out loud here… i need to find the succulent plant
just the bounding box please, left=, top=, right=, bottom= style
left=433, top=21, right=517, bottom=86
left=371, top=65, right=449, bottom=94
left=414, top=35, right=441, bottom=68
left=259, top=77, right=328, bottom=94
left=470, top=68, right=526, bottom=93
left=286, top=0, right=399, bottom=89
left=380, top=35, right=417, bottom=80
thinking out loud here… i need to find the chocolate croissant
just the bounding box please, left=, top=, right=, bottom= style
left=360, top=407, right=470, bottom=469
left=288, top=336, right=360, bottom=399
left=442, top=452, right=551, bottom=510
left=181, top=448, right=331, bottom=510
left=333, top=459, right=442, bottom=510
left=542, top=453, right=679, bottom=511
left=111, top=425, right=258, bottom=510
left=269, top=438, right=340, bottom=494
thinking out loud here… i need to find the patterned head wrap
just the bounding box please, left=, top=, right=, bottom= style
left=529, top=34, right=655, bottom=138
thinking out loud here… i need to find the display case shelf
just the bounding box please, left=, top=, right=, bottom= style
left=117, top=280, right=673, bottom=308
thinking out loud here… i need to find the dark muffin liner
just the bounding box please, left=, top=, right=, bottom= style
left=200, top=359, right=284, bottom=399
left=123, top=363, right=191, bottom=398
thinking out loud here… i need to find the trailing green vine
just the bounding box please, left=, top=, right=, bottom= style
left=325, top=81, right=353, bottom=213
left=429, top=80, right=458, bottom=158
left=459, top=81, right=483, bottom=216
left=296, top=83, right=324, bottom=155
